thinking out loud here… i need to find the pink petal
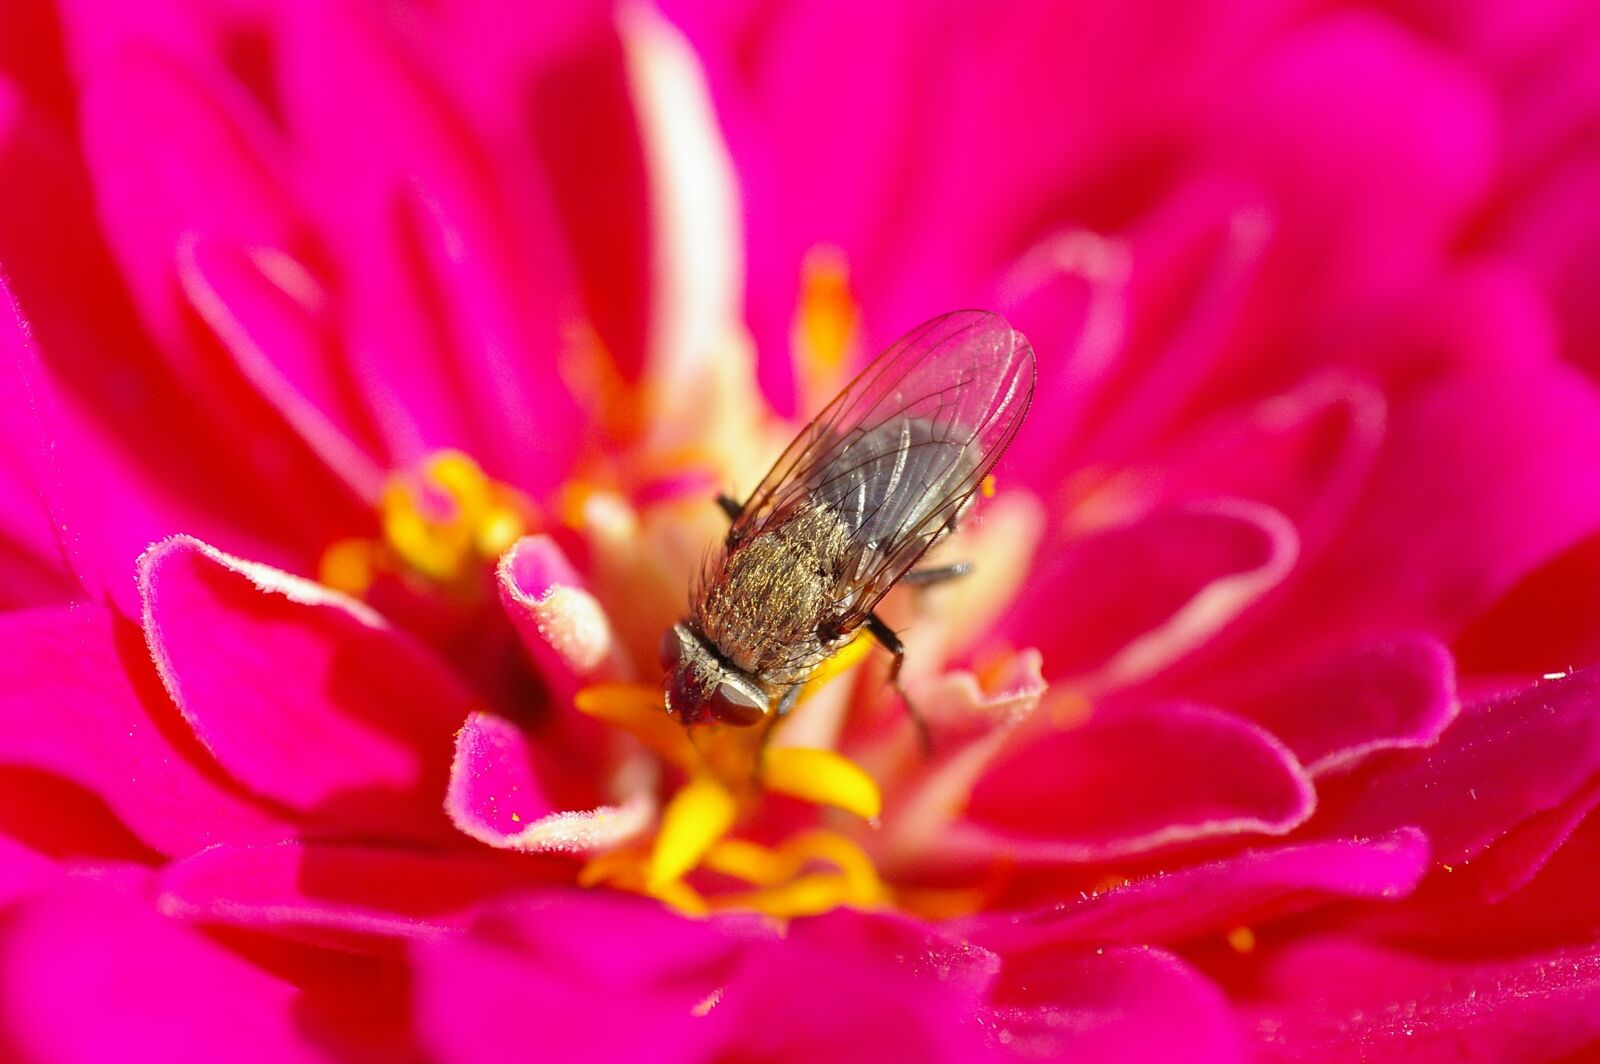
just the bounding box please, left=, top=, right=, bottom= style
left=496, top=535, right=631, bottom=698
left=414, top=892, right=746, bottom=1064
left=0, top=264, right=351, bottom=615
left=1216, top=13, right=1496, bottom=325
left=0, top=837, right=60, bottom=909
left=968, top=829, right=1428, bottom=952
left=77, top=45, right=295, bottom=364
left=1269, top=349, right=1600, bottom=647
left=274, top=1, right=574, bottom=483
left=178, top=237, right=387, bottom=501
left=1314, top=666, right=1600, bottom=867
left=158, top=840, right=559, bottom=946
left=962, top=700, right=1315, bottom=861
left=139, top=535, right=467, bottom=840
left=0, top=604, right=283, bottom=858
left=1235, top=633, right=1459, bottom=775
left=983, top=945, right=1245, bottom=1062
left=445, top=711, right=651, bottom=854
left=1005, top=500, right=1298, bottom=689
left=1140, top=370, right=1387, bottom=554
left=0, top=887, right=326, bottom=1063
left=1242, top=938, right=1600, bottom=1062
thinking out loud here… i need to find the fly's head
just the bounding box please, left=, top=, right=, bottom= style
left=660, top=622, right=771, bottom=727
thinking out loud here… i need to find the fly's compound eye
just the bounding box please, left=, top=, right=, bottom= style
left=659, top=628, right=682, bottom=670
left=707, top=682, right=768, bottom=726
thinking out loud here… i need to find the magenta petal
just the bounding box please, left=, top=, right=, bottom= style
left=78, top=46, right=294, bottom=361
left=0, top=888, right=324, bottom=1063
left=963, top=700, right=1314, bottom=861
left=178, top=237, right=387, bottom=501
left=1280, top=361, right=1600, bottom=642
left=139, top=535, right=467, bottom=839
left=969, top=829, right=1428, bottom=952
left=984, top=946, right=1245, bottom=1062
left=1217, top=13, right=1495, bottom=322
left=414, top=892, right=745, bottom=1064
left=445, top=711, right=650, bottom=854
left=1006, top=500, right=1298, bottom=687
left=1315, top=666, right=1600, bottom=867
left=0, top=604, right=283, bottom=858
left=1243, top=938, right=1600, bottom=1062
left=158, top=840, right=554, bottom=946
left=1237, top=633, right=1459, bottom=774
left=497, top=535, right=630, bottom=698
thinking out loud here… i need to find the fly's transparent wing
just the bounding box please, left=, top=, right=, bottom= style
left=730, top=310, right=1035, bottom=628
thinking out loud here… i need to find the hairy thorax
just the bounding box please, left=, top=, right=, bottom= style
left=694, top=505, right=855, bottom=684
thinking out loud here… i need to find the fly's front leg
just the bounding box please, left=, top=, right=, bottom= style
left=902, top=561, right=972, bottom=587
left=866, top=613, right=933, bottom=757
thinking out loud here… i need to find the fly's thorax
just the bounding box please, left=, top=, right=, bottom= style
left=693, top=504, right=854, bottom=679
left=660, top=622, right=771, bottom=726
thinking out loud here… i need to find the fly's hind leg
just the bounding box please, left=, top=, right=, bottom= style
left=902, top=561, right=972, bottom=587
left=866, top=613, right=934, bottom=757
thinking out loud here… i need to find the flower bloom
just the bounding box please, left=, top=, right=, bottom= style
left=4, top=0, right=1600, bottom=1060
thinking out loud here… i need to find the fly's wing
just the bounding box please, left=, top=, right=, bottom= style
left=730, top=310, right=1035, bottom=633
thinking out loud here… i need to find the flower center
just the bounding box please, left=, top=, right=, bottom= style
left=575, top=637, right=906, bottom=918
left=319, top=450, right=534, bottom=595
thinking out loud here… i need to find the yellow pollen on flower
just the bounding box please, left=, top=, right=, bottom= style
left=318, top=537, right=381, bottom=596
left=980, top=473, right=997, bottom=499
left=762, top=747, right=882, bottom=820
left=316, top=450, right=535, bottom=595
left=793, top=245, right=859, bottom=410
left=1226, top=926, right=1258, bottom=954
left=382, top=450, right=532, bottom=583
left=578, top=637, right=889, bottom=919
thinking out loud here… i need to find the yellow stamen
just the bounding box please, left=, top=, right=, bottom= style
left=649, top=877, right=711, bottom=917
left=980, top=473, right=997, bottom=499
left=702, top=837, right=790, bottom=886
left=711, top=873, right=856, bottom=918
left=649, top=776, right=738, bottom=890
left=377, top=450, right=533, bottom=585
left=575, top=683, right=696, bottom=769
left=762, top=747, right=882, bottom=820
left=703, top=830, right=886, bottom=907
left=1226, top=926, right=1258, bottom=954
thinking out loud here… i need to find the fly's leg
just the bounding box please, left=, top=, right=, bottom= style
left=716, top=493, right=743, bottom=521
left=866, top=613, right=934, bottom=757
left=902, top=561, right=972, bottom=587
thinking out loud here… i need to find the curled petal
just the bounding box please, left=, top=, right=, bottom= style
left=1238, top=633, right=1460, bottom=775
left=1314, top=665, right=1600, bottom=867
left=496, top=535, right=631, bottom=696
left=445, top=711, right=652, bottom=855
left=961, top=700, right=1315, bottom=862
left=967, top=829, right=1429, bottom=952
left=139, top=535, right=466, bottom=839
left=1009, top=499, right=1298, bottom=689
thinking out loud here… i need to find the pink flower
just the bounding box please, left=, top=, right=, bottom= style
left=3, top=0, right=1600, bottom=1059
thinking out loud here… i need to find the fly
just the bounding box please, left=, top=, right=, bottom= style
left=660, top=310, right=1036, bottom=750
